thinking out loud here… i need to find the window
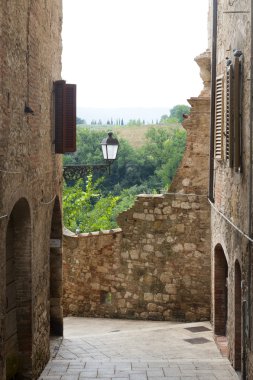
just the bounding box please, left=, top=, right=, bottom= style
left=225, top=63, right=234, bottom=167
left=233, top=56, right=242, bottom=172
left=214, top=76, right=224, bottom=160
left=54, top=80, right=76, bottom=153
left=215, top=51, right=243, bottom=172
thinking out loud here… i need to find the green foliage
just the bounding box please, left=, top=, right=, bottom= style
left=63, top=112, right=187, bottom=232
left=154, top=128, right=187, bottom=186
left=63, top=173, right=119, bottom=233
left=169, top=104, right=190, bottom=123
left=159, top=115, right=179, bottom=125
left=64, top=127, right=106, bottom=166
left=141, top=127, right=186, bottom=188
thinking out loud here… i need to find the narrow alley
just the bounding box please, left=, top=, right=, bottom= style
left=39, top=318, right=238, bottom=380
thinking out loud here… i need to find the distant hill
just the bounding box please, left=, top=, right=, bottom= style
left=78, top=122, right=181, bottom=149
left=77, top=107, right=171, bottom=125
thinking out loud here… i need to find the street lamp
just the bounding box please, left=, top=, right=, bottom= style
left=63, top=132, right=119, bottom=181
left=101, top=132, right=119, bottom=173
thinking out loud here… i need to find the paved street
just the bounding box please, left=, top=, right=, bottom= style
left=39, top=318, right=238, bottom=380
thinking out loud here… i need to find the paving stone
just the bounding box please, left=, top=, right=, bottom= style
left=38, top=319, right=238, bottom=380
left=146, top=368, right=164, bottom=376
left=129, top=375, right=147, bottom=380
left=163, top=368, right=181, bottom=376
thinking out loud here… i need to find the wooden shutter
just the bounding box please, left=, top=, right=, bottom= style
left=225, top=64, right=234, bottom=167
left=64, top=84, right=76, bottom=152
left=215, top=76, right=224, bottom=159
left=233, top=57, right=242, bottom=172
left=54, top=80, right=76, bottom=153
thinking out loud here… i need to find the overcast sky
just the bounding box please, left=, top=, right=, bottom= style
left=62, top=0, right=209, bottom=109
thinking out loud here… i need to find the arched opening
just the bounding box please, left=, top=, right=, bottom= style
left=234, top=260, right=242, bottom=371
left=214, top=244, right=228, bottom=335
left=5, top=198, right=32, bottom=379
left=49, top=197, right=63, bottom=336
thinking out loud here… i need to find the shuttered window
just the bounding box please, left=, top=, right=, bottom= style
left=225, top=64, right=234, bottom=166
left=54, top=80, right=76, bottom=153
left=215, top=76, right=224, bottom=159
left=233, top=57, right=242, bottom=172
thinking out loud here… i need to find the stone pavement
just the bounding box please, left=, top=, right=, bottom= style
left=39, top=318, right=239, bottom=380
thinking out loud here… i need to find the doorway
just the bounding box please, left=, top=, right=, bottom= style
left=234, top=260, right=242, bottom=371
left=214, top=244, right=228, bottom=336
left=49, top=197, right=63, bottom=336
left=5, top=198, right=32, bottom=379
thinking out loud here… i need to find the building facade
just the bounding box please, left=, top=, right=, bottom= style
left=0, top=1, right=64, bottom=378
left=209, top=0, right=253, bottom=377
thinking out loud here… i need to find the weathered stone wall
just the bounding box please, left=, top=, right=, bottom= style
left=0, top=1, right=62, bottom=379
left=64, top=192, right=210, bottom=321
left=63, top=54, right=211, bottom=323
left=209, top=0, right=253, bottom=377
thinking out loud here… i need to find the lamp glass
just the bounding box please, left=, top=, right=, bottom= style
left=101, top=132, right=119, bottom=161
left=102, top=144, right=118, bottom=160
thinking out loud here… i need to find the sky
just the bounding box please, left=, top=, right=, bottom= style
left=62, top=0, right=209, bottom=110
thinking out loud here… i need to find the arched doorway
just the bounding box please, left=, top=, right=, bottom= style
left=49, top=197, right=63, bottom=336
left=234, top=260, right=242, bottom=371
left=214, top=244, right=228, bottom=335
left=5, top=198, right=32, bottom=379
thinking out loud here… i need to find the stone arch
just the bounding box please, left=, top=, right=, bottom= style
left=234, top=259, right=242, bottom=371
left=49, top=196, right=63, bottom=336
left=5, top=198, right=32, bottom=379
left=214, top=244, right=228, bottom=335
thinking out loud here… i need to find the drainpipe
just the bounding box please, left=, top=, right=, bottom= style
left=208, top=0, right=217, bottom=203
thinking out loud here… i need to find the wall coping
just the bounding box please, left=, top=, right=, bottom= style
left=63, top=226, right=122, bottom=238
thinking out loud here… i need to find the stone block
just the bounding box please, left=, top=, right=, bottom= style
left=172, top=243, right=183, bottom=252
left=129, top=250, right=139, bottom=259
left=184, top=243, right=197, bottom=251
left=154, top=293, right=163, bottom=302
left=147, top=303, right=157, bottom=312
left=160, top=272, right=172, bottom=283
left=163, top=206, right=172, bottom=214
left=143, top=245, right=154, bottom=252
left=172, top=201, right=181, bottom=208
left=181, top=202, right=191, bottom=209
left=176, top=224, right=185, bottom=233
left=144, top=293, right=154, bottom=301
left=145, top=214, right=155, bottom=221
left=165, top=284, right=177, bottom=295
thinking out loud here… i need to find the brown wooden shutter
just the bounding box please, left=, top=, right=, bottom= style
left=64, top=84, right=76, bottom=152
left=215, top=76, right=224, bottom=159
left=233, top=57, right=242, bottom=172
left=54, top=80, right=76, bottom=153
left=225, top=64, right=234, bottom=167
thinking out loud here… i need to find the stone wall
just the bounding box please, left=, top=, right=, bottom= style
left=0, top=1, right=63, bottom=379
left=63, top=51, right=211, bottom=323
left=64, top=193, right=210, bottom=321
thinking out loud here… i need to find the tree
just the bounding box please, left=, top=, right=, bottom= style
left=159, top=114, right=170, bottom=124
left=76, top=116, right=86, bottom=125
left=169, top=104, right=190, bottom=123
